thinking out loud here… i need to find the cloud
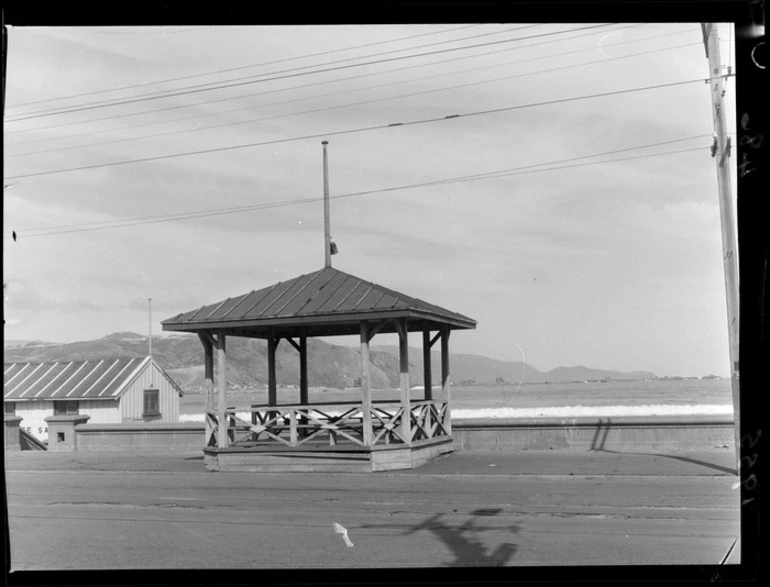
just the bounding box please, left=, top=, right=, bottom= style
left=4, top=284, right=105, bottom=313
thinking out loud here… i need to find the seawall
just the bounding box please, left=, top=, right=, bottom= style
left=66, top=415, right=735, bottom=453
left=452, top=415, right=735, bottom=452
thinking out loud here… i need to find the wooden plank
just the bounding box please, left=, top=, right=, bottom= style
left=284, top=336, right=301, bottom=352
left=422, top=324, right=432, bottom=401
left=430, top=331, right=441, bottom=348
left=216, top=331, right=228, bottom=448
left=370, top=447, right=411, bottom=471
left=198, top=331, right=216, bottom=348
left=397, top=318, right=411, bottom=445
left=441, top=324, right=451, bottom=435
left=360, top=322, right=373, bottom=446
left=367, top=318, right=389, bottom=342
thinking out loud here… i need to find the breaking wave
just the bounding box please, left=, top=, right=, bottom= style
left=179, top=403, right=733, bottom=423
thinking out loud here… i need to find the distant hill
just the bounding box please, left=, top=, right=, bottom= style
left=370, top=346, right=656, bottom=385
left=4, top=332, right=656, bottom=390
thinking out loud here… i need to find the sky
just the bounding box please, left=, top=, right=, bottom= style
left=3, top=23, right=738, bottom=377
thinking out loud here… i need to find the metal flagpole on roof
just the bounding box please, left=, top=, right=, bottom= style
left=322, top=140, right=338, bottom=268
left=149, top=298, right=154, bottom=386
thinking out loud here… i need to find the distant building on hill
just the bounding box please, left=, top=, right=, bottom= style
left=3, top=356, right=183, bottom=442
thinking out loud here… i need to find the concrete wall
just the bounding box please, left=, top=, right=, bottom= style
left=15, top=400, right=121, bottom=442
left=5, top=415, right=23, bottom=451
left=64, top=417, right=733, bottom=454
left=15, top=402, right=53, bottom=442
left=119, top=362, right=181, bottom=423
left=75, top=422, right=204, bottom=452
left=452, top=416, right=735, bottom=453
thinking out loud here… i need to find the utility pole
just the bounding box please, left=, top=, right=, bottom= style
left=322, top=141, right=332, bottom=268
left=701, top=22, right=740, bottom=468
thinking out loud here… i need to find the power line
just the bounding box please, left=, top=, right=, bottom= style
left=5, top=25, right=541, bottom=120
left=5, top=135, right=712, bottom=239
left=7, top=25, right=483, bottom=110
left=8, top=40, right=703, bottom=160
left=6, top=24, right=614, bottom=123
left=7, top=23, right=643, bottom=139
left=5, top=75, right=725, bottom=182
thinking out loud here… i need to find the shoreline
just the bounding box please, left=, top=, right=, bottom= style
left=178, top=403, right=734, bottom=422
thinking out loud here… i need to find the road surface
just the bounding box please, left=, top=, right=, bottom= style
left=5, top=450, right=740, bottom=570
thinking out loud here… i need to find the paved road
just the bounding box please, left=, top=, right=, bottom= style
left=5, top=450, right=740, bottom=570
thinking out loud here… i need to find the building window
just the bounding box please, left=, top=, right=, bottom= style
left=4, top=402, right=15, bottom=415
left=143, top=389, right=160, bottom=417
left=54, top=401, right=78, bottom=415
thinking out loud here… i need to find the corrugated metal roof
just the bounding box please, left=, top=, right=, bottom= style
left=4, top=357, right=152, bottom=401
left=161, top=267, right=476, bottom=331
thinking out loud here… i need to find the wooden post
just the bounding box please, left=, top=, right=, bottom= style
left=299, top=334, right=308, bottom=438
left=360, top=321, right=373, bottom=446
left=268, top=332, right=277, bottom=407
left=299, top=334, right=308, bottom=405
left=197, top=332, right=214, bottom=446
left=422, top=323, right=432, bottom=400
left=206, top=345, right=214, bottom=425
left=441, top=324, right=451, bottom=435
left=396, top=318, right=411, bottom=444
left=289, top=410, right=298, bottom=446
left=216, top=331, right=228, bottom=449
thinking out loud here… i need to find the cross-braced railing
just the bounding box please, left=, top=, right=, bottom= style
left=409, top=400, right=450, bottom=441
left=205, top=410, right=219, bottom=447
left=213, top=400, right=450, bottom=449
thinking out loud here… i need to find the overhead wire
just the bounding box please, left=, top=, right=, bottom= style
left=8, top=39, right=705, bottom=160
left=5, top=23, right=615, bottom=122
left=6, top=23, right=643, bottom=139
left=7, top=24, right=482, bottom=110
left=5, top=134, right=713, bottom=239
left=5, top=24, right=543, bottom=120
left=5, top=74, right=729, bottom=182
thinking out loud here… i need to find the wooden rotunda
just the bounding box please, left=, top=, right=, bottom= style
left=162, top=266, right=476, bottom=471
left=162, top=141, right=475, bottom=471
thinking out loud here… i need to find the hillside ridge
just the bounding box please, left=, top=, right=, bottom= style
left=4, top=332, right=657, bottom=389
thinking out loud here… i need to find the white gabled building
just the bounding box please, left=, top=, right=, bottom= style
left=3, top=356, right=183, bottom=442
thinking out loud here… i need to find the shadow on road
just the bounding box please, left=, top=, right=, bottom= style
left=359, top=508, right=520, bottom=567
left=591, top=418, right=737, bottom=475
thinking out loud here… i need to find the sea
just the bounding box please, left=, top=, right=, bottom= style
left=178, top=378, right=734, bottom=422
